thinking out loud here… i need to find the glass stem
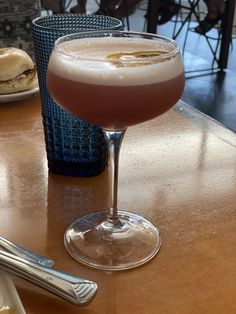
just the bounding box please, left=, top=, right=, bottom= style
left=103, top=129, right=126, bottom=225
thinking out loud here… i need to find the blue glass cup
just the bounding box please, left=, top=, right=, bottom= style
left=31, top=14, right=122, bottom=176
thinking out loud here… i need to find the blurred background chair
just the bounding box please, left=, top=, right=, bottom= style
left=145, top=0, right=235, bottom=74
left=177, top=0, right=235, bottom=74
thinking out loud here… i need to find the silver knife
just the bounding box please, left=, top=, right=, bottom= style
left=0, top=249, right=97, bottom=305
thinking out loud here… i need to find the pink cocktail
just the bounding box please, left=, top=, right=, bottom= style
left=47, top=31, right=185, bottom=270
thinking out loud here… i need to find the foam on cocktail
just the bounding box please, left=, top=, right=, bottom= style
left=50, top=37, right=183, bottom=86
left=47, top=35, right=185, bottom=130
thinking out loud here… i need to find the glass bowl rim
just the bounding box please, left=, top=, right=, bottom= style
left=53, top=30, right=180, bottom=63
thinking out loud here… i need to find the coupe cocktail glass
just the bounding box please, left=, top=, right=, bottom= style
left=47, top=30, right=185, bottom=270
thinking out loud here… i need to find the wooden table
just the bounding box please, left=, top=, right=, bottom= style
left=1, top=94, right=236, bottom=313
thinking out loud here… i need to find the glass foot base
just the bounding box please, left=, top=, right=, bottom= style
left=64, top=210, right=161, bottom=271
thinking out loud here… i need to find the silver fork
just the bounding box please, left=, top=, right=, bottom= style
left=0, top=237, right=54, bottom=267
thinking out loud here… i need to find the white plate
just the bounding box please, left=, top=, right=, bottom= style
left=0, top=269, right=26, bottom=313
left=0, top=86, right=39, bottom=104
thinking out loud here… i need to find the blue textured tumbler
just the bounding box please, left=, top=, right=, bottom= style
left=31, top=14, right=122, bottom=176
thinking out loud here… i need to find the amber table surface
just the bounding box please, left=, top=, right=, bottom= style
left=1, top=94, right=236, bottom=314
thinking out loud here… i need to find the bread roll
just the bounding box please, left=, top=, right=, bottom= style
left=0, top=48, right=38, bottom=94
